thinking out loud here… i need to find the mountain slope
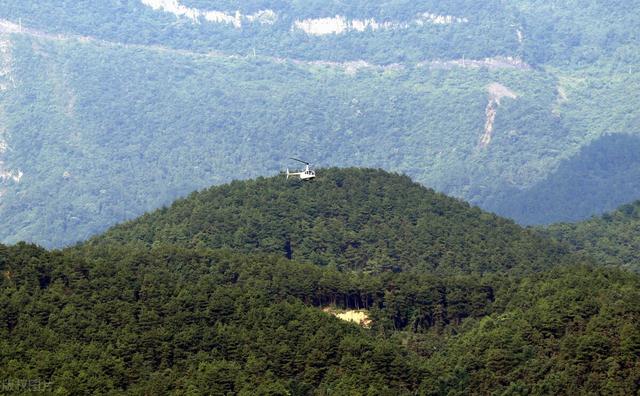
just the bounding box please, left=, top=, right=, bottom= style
left=3, top=0, right=639, bottom=66
left=93, top=168, right=566, bottom=274
left=2, top=191, right=640, bottom=394
left=1, top=2, right=640, bottom=246
left=544, top=200, right=640, bottom=272
left=0, top=28, right=553, bottom=247
left=0, top=243, right=428, bottom=394
left=487, top=134, right=640, bottom=225
left=0, top=1, right=521, bottom=64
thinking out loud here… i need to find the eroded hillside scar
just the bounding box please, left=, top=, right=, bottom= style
left=479, top=82, right=518, bottom=149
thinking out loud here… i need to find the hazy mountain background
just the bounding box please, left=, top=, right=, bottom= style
left=1, top=0, right=640, bottom=246
left=3, top=3, right=640, bottom=393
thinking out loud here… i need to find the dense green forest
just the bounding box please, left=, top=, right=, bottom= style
left=1, top=23, right=639, bottom=247
left=3, top=243, right=639, bottom=394
left=94, top=169, right=566, bottom=274
left=2, top=0, right=639, bottom=66
left=488, top=134, right=640, bottom=224
left=544, top=200, right=640, bottom=272
left=2, top=170, right=640, bottom=394
left=2, top=1, right=640, bottom=392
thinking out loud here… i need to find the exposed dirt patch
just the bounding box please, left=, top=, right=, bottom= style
left=479, top=83, right=518, bottom=148
left=323, top=307, right=372, bottom=328
left=487, top=82, right=518, bottom=103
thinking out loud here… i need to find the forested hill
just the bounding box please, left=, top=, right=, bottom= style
left=93, top=168, right=566, bottom=274
left=544, top=201, right=640, bottom=272
left=2, top=2, right=640, bottom=247
left=3, top=0, right=639, bottom=66
left=2, top=172, right=640, bottom=393
left=2, top=238, right=640, bottom=393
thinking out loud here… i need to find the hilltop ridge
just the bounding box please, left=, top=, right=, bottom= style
left=2, top=170, right=639, bottom=394
left=93, top=168, right=566, bottom=274
left=2, top=2, right=640, bottom=246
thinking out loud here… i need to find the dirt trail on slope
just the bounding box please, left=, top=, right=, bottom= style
left=478, top=83, right=518, bottom=148
left=0, top=19, right=531, bottom=75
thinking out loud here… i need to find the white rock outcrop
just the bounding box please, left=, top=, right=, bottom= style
left=140, top=0, right=276, bottom=28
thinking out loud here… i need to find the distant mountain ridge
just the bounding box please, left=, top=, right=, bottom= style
left=1, top=1, right=640, bottom=246
left=488, top=134, right=640, bottom=225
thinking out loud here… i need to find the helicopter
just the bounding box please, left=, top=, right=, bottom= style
left=286, top=158, right=316, bottom=180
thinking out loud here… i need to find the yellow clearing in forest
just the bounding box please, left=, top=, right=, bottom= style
left=322, top=307, right=372, bottom=328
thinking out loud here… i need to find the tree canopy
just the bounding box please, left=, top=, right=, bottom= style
left=93, top=168, right=566, bottom=274
left=543, top=200, right=640, bottom=272
left=1, top=2, right=640, bottom=246
left=2, top=169, right=639, bottom=394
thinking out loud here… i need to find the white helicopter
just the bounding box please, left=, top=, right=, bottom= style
left=286, top=158, right=316, bottom=180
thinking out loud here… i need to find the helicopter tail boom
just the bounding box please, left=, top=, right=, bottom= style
left=286, top=169, right=303, bottom=178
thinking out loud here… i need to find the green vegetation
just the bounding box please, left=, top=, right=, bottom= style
left=488, top=134, right=640, bottom=224
left=2, top=30, right=640, bottom=247
left=3, top=0, right=639, bottom=66
left=544, top=200, right=640, bottom=272
left=1, top=2, right=640, bottom=247
left=93, top=169, right=566, bottom=274
left=2, top=0, right=640, bottom=391
left=2, top=170, right=639, bottom=394
left=424, top=265, right=640, bottom=395
left=0, top=0, right=520, bottom=64
left=0, top=243, right=427, bottom=394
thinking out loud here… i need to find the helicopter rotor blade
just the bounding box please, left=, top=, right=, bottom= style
left=289, top=157, right=310, bottom=165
